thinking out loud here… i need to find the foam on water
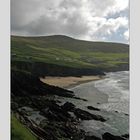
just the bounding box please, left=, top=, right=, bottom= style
left=94, top=71, right=129, bottom=114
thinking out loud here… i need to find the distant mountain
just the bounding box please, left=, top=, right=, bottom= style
left=11, top=35, right=129, bottom=76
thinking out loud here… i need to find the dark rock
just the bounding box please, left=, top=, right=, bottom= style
left=85, top=135, right=101, bottom=140
left=40, top=101, right=71, bottom=122
left=11, top=102, right=19, bottom=111
left=56, top=100, right=61, bottom=103
left=87, top=106, right=100, bottom=111
left=102, top=132, right=127, bottom=140
left=46, top=101, right=62, bottom=112
left=29, top=122, right=56, bottom=140
left=74, top=108, right=106, bottom=122
left=74, top=97, right=88, bottom=101
left=61, top=102, right=75, bottom=111
left=46, top=85, right=74, bottom=97
left=82, top=99, right=88, bottom=101
left=41, top=120, right=85, bottom=140
left=121, top=134, right=129, bottom=139
left=12, top=96, right=33, bottom=108
left=124, top=114, right=129, bottom=116
left=97, top=103, right=100, bottom=104
left=11, top=69, right=74, bottom=98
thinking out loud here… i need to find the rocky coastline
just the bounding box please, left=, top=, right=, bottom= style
left=11, top=69, right=129, bottom=140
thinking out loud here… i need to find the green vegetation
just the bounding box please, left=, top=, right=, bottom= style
left=11, top=35, right=129, bottom=69
left=11, top=114, right=37, bottom=140
left=11, top=35, right=129, bottom=140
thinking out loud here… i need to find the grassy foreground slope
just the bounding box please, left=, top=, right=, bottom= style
left=11, top=35, right=129, bottom=75
left=11, top=115, right=37, bottom=140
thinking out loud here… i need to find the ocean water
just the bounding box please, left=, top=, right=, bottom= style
left=94, top=71, right=129, bottom=114
left=56, top=71, right=129, bottom=137
left=77, top=71, right=129, bottom=137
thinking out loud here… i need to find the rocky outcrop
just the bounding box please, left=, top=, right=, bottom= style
left=102, top=132, right=128, bottom=140
left=121, top=134, right=129, bottom=139
left=14, top=98, right=86, bottom=140
left=40, top=103, right=71, bottom=122
left=84, top=135, right=101, bottom=140
left=87, top=106, right=100, bottom=111
left=61, top=102, right=75, bottom=111
left=11, top=69, right=74, bottom=97
left=74, top=108, right=106, bottom=122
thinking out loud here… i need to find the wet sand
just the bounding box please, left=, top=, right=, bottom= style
left=40, top=75, right=103, bottom=88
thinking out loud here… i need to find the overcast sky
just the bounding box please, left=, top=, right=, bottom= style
left=11, top=0, right=129, bottom=43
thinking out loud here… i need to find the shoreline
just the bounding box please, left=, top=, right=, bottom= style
left=40, top=75, right=105, bottom=89
left=40, top=75, right=108, bottom=105
left=66, top=76, right=105, bottom=89
left=12, top=70, right=129, bottom=140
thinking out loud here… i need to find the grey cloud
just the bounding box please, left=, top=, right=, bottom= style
left=11, top=0, right=129, bottom=43
left=88, top=0, right=115, bottom=16
left=11, top=0, right=90, bottom=37
left=59, top=0, right=82, bottom=10
left=21, top=10, right=89, bottom=37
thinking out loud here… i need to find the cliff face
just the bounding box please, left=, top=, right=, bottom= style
left=11, top=69, right=74, bottom=97
left=11, top=61, right=106, bottom=77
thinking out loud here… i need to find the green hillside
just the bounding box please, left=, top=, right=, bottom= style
left=11, top=35, right=129, bottom=72
left=11, top=114, right=37, bottom=140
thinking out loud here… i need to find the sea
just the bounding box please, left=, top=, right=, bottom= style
left=57, top=71, right=129, bottom=138
left=94, top=71, right=129, bottom=114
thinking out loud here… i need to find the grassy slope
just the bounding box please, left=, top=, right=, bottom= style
left=11, top=35, right=129, bottom=70
left=11, top=114, right=37, bottom=140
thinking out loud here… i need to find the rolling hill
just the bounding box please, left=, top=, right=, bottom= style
left=11, top=35, right=129, bottom=76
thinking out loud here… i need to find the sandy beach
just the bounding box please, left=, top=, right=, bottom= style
left=40, top=75, right=103, bottom=88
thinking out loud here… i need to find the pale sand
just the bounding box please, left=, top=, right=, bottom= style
left=40, top=76, right=103, bottom=88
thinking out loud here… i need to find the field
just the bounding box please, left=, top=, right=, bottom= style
left=11, top=35, right=129, bottom=70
